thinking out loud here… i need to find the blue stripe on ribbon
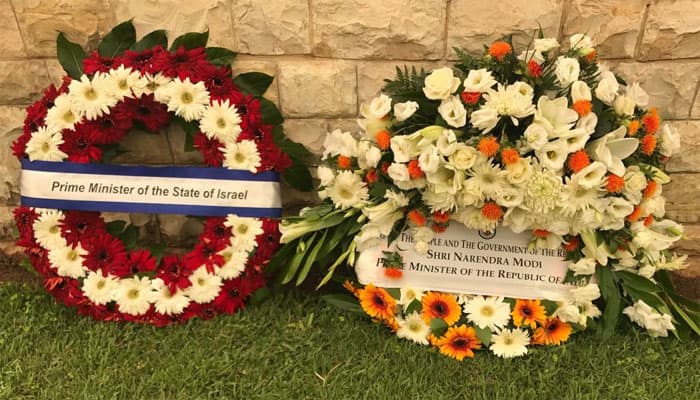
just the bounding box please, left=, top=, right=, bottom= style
left=21, top=196, right=282, bottom=218
left=21, top=159, right=280, bottom=182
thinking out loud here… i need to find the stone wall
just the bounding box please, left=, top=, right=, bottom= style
left=1, top=0, right=699, bottom=287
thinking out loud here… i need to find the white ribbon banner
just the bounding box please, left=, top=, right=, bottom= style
left=356, top=224, right=577, bottom=301
left=21, top=160, right=282, bottom=217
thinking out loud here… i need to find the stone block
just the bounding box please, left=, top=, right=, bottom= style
left=665, top=172, right=700, bottom=223
left=112, top=130, right=174, bottom=165
left=674, top=224, right=700, bottom=256
left=312, top=0, right=446, bottom=60
left=166, top=124, right=203, bottom=165
left=0, top=206, right=15, bottom=240
left=1, top=0, right=26, bottom=57
left=666, top=121, right=700, bottom=173
left=232, top=0, right=310, bottom=55
left=447, top=0, right=562, bottom=58
left=357, top=61, right=440, bottom=105
left=0, top=60, right=50, bottom=105
left=614, top=62, right=700, bottom=119
left=639, top=0, right=700, bottom=60
left=670, top=256, right=700, bottom=301
left=113, top=0, right=234, bottom=49
left=12, top=0, right=116, bottom=57
left=282, top=119, right=327, bottom=158
left=232, top=56, right=279, bottom=105
left=278, top=60, right=357, bottom=118
left=0, top=106, right=24, bottom=203
left=564, top=0, right=646, bottom=59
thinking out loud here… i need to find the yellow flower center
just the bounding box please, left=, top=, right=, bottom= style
left=480, top=305, right=494, bottom=317
left=41, top=142, right=51, bottom=152
left=181, top=92, right=193, bottom=104
left=49, top=225, right=59, bottom=234
left=62, top=110, right=75, bottom=123
left=237, top=225, right=248, bottom=235
left=67, top=250, right=78, bottom=261
left=234, top=152, right=246, bottom=163
left=216, top=118, right=227, bottom=129
left=118, top=79, right=128, bottom=90
left=84, top=88, right=97, bottom=100
left=127, top=288, right=139, bottom=299
left=96, top=280, right=105, bottom=289
left=197, top=278, right=206, bottom=286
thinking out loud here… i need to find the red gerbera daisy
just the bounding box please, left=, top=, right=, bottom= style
left=202, top=65, right=238, bottom=101
left=151, top=46, right=209, bottom=81
left=119, top=94, right=170, bottom=133
left=110, top=249, right=157, bottom=278
left=60, top=125, right=103, bottom=163
left=81, top=105, right=133, bottom=144
left=59, top=211, right=106, bottom=246
left=183, top=237, right=227, bottom=274
left=193, top=132, right=225, bottom=166
left=254, top=218, right=281, bottom=260
left=119, top=47, right=161, bottom=74
left=157, top=255, right=195, bottom=293
left=83, top=51, right=121, bottom=75
left=13, top=206, right=39, bottom=240
left=82, top=233, right=128, bottom=273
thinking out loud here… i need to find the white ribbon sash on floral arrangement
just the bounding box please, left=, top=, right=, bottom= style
left=356, top=225, right=577, bottom=301
left=21, top=160, right=282, bottom=218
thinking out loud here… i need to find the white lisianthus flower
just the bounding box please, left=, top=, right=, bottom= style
left=322, top=129, right=359, bottom=159
left=216, top=247, right=249, bottom=279
left=186, top=267, right=223, bottom=304
left=387, top=162, right=410, bottom=183
left=449, top=144, right=478, bottom=170
left=569, top=33, right=594, bottom=55
left=553, top=301, right=582, bottom=324
left=199, top=99, right=242, bottom=143
left=623, top=300, right=675, bottom=337
left=625, top=82, right=649, bottom=108
left=423, top=67, right=461, bottom=100
left=48, top=243, right=87, bottom=279
left=555, top=57, right=580, bottom=86
left=659, top=123, right=681, bottom=157
left=490, top=328, right=529, bottom=358
left=396, top=312, right=431, bottom=345
left=326, top=170, right=369, bottom=209
left=82, top=270, right=118, bottom=305
left=533, top=96, right=579, bottom=138
left=114, top=276, right=155, bottom=316
left=357, top=143, right=382, bottom=170
left=534, top=37, right=559, bottom=52
left=25, top=127, right=68, bottom=162
left=161, top=77, right=210, bottom=121
left=595, top=70, right=619, bottom=105
left=571, top=81, right=592, bottom=102
left=357, top=117, right=390, bottom=138
left=569, top=257, right=596, bottom=276
left=586, top=126, right=639, bottom=177
left=222, top=140, right=261, bottom=173
left=462, top=68, right=496, bottom=93
left=561, top=128, right=591, bottom=153
left=316, top=165, right=335, bottom=187
left=495, top=187, right=524, bottom=208
left=44, top=95, right=79, bottom=133
left=393, top=101, right=419, bottom=121
left=399, top=287, right=425, bottom=306
left=613, top=95, right=636, bottom=117
left=574, top=161, right=607, bottom=188
left=360, top=94, right=392, bottom=119
left=523, top=123, right=549, bottom=150
left=33, top=210, right=66, bottom=249
left=463, top=296, right=511, bottom=330
left=536, top=139, right=568, bottom=172
left=69, top=73, right=119, bottom=120
left=390, top=135, right=416, bottom=163
left=576, top=113, right=598, bottom=135
left=470, top=107, right=499, bottom=133
left=418, top=145, right=441, bottom=174
left=151, top=278, right=191, bottom=315
left=623, top=165, right=647, bottom=204
left=605, top=196, right=635, bottom=220
left=438, top=95, right=467, bottom=128
left=503, top=207, right=534, bottom=233
left=436, top=129, right=458, bottom=156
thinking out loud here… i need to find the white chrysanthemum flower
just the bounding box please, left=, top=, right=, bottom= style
left=217, top=247, right=249, bottom=279
left=186, top=266, right=223, bottom=304
left=523, top=165, right=563, bottom=215
left=44, top=94, right=80, bottom=132
left=106, top=65, right=145, bottom=99
left=560, top=175, right=602, bottom=216
left=463, top=296, right=511, bottom=330
left=490, top=328, right=530, bottom=358
left=25, top=127, right=68, bottom=162
left=463, top=68, right=496, bottom=93
left=146, top=73, right=173, bottom=99
left=33, top=209, right=66, bottom=249
left=326, top=170, right=369, bottom=209
left=468, top=159, right=507, bottom=198
left=48, top=243, right=87, bottom=279
left=396, top=312, right=431, bottom=345
left=161, top=77, right=210, bottom=121
left=200, top=99, right=242, bottom=143
left=222, top=140, right=261, bottom=173
left=225, top=215, right=263, bottom=253
left=399, top=287, right=425, bottom=306
left=423, top=190, right=458, bottom=212
left=151, top=278, right=191, bottom=315
left=68, top=74, right=118, bottom=120
left=474, top=83, right=536, bottom=131
left=82, top=270, right=118, bottom=305
left=114, top=276, right=155, bottom=316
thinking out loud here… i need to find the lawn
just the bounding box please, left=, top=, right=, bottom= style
left=1, top=282, right=698, bottom=400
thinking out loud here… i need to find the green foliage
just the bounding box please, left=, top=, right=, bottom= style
left=56, top=33, right=86, bottom=79
left=382, top=65, right=427, bottom=96
left=131, top=30, right=168, bottom=51
left=234, top=72, right=274, bottom=96
left=597, top=267, right=621, bottom=339
left=430, top=318, right=448, bottom=336
left=98, top=20, right=136, bottom=58
left=205, top=47, right=237, bottom=66
left=170, top=31, right=209, bottom=51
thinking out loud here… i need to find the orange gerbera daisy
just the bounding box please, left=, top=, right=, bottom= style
left=358, top=284, right=396, bottom=320
left=512, top=299, right=547, bottom=329
left=532, top=317, right=572, bottom=346
left=421, top=292, right=461, bottom=326
left=489, top=41, right=512, bottom=61
left=435, top=325, right=482, bottom=361
left=478, top=136, right=500, bottom=157
left=606, top=173, right=625, bottom=193
left=375, top=129, right=391, bottom=150
left=337, top=155, right=352, bottom=169
left=500, top=148, right=520, bottom=165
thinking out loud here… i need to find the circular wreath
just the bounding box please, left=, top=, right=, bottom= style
left=11, top=22, right=309, bottom=325
left=272, top=33, right=698, bottom=359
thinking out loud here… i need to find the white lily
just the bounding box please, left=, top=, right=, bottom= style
left=586, top=126, right=639, bottom=177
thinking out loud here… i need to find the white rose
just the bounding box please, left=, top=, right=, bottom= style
left=360, top=94, right=392, bottom=119
left=387, top=163, right=410, bottom=182
left=523, top=123, right=549, bottom=150
left=569, top=33, right=594, bottom=55
left=569, top=258, right=596, bottom=276
left=316, top=166, right=335, bottom=187
left=571, top=80, right=592, bottom=102
left=614, top=95, right=636, bottom=116
left=555, top=57, right=580, bottom=86
left=462, top=68, right=496, bottom=93
left=438, top=95, right=467, bottom=128
left=418, top=145, right=441, bottom=174
left=423, top=67, right=460, bottom=100
left=623, top=166, right=647, bottom=204
left=470, top=107, right=499, bottom=133
left=436, top=129, right=458, bottom=156
left=534, top=38, right=559, bottom=52
left=393, top=101, right=419, bottom=122
left=449, top=144, right=478, bottom=170
left=506, top=158, right=532, bottom=185
left=659, top=123, right=681, bottom=157
left=358, top=145, right=382, bottom=169
left=594, top=71, right=619, bottom=105
left=626, top=82, right=649, bottom=108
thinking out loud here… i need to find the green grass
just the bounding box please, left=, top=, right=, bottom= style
left=1, top=282, right=698, bottom=400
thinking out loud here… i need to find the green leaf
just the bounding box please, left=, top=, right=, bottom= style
left=205, top=47, right=236, bottom=66
left=295, top=230, right=327, bottom=286
left=473, top=325, right=492, bottom=346
left=248, top=287, right=272, bottom=305
left=541, top=299, right=560, bottom=315
left=259, top=98, right=284, bottom=125
left=119, top=225, right=139, bottom=249
left=175, top=117, right=200, bottom=152
left=616, top=270, right=661, bottom=294
left=405, top=299, right=422, bottom=315
left=147, top=242, right=167, bottom=263
left=386, top=288, right=401, bottom=300
left=597, top=267, right=621, bottom=339
left=430, top=318, right=448, bottom=337
left=131, top=30, right=168, bottom=51
left=170, top=31, right=209, bottom=51
left=282, top=161, right=313, bottom=192
left=667, top=296, right=700, bottom=336
left=98, top=20, right=136, bottom=58
left=281, top=244, right=309, bottom=285
left=234, top=72, right=274, bottom=96
left=105, top=220, right=127, bottom=236
left=56, top=32, right=87, bottom=79
left=322, top=294, right=364, bottom=314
